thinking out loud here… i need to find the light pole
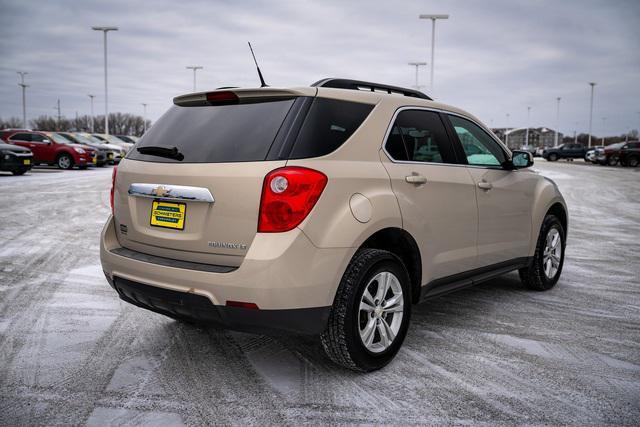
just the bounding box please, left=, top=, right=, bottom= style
left=141, top=103, right=148, bottom=133
left=88, top=94, right=96, bottom=132
left=92, top=26, right=118, bottom=135
left=554, top=97, right=561, bottom=147
left=17, top=71, right=28, bottom=129
left=525, top=106, right=531, bottom=147
left=186, top=66, right=203, bottom=92
left=588, top=82, right=596, bottom=148
left=601, top=117, right=606, bottom=144
left=408, top=62, right=427, bottom=90
left=505, top=113, right=510, bottom=146
left=574, top=121, right=579, bottom=144
left=419, top=14, right=449, bottom=96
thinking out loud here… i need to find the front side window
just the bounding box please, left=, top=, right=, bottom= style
left=384, top=110, right=455, bottom=163
left=31, top=134, right=48, bottom=143
left=448, top=115, right=506, bottom=167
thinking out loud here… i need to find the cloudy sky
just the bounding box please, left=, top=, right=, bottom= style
left=1, top=0, right=639, bottom=136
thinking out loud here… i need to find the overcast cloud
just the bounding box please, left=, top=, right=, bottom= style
left=1, top=0, right=639, bottom=136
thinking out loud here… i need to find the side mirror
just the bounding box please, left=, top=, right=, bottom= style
left=42, top=139, right=51, bottom=144
left=509, top=150, right=534, bottom=169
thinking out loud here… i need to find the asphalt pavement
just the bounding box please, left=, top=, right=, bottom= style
left=1, top=160, right=639, bottom=425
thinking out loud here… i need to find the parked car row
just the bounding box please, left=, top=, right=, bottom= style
left=0, top=129, right=136, bottom=174
left=587, top=141, right=640, bottom=167
left=535, top=141, right=639, bottom=167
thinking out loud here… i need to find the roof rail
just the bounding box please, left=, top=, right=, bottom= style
left=311, top=78, right=432, bottom=100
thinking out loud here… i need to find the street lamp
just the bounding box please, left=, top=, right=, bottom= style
left=525, top=106, right=531, bottom=146
left=505, top=113, right=510, bottom=146
left=408, top=62, right=427, bottom=90
left=17, top=71, right=28, bottom=129
left=186, top=66, right=203, bottom=92
left=555, top=97, right=561, bottom=147
left=419, top=14, right=449, bottom=96
left=141, top=103, right=148, bottom=133
left=92, top=26, right=118, bottom=135
left=588, top=82, right=596, bottom=148
left=601, top=117, right=606, bottom=144
left=88, top=94, right=96, bottom=132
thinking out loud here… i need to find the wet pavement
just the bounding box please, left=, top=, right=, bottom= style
left=1, top=161, right=639, bottom=425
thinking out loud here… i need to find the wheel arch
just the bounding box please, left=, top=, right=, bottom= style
left=358, top=227, right=422, bottom=303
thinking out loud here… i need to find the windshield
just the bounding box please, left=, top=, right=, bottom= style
left=106, top=135, right=128, bottom=144
left=607, top=142, right=625, bottom=149
left=68, top=133, right=94, bottom=144
left=49, top=133, right=73, bottom=144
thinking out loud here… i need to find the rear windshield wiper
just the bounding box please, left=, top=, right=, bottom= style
left=137, top=145, right=184, bottom=161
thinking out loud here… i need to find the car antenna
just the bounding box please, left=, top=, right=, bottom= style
left=248, top=42, right=268, bottom=87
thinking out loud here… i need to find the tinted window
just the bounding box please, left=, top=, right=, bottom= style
left=288, top=98, right=373, bottom=159
left=384, top=110, right=455, bottom=163
left=448, top=115, right=506, bottom=167
left=9, top=133, right=31, bottom=141
left=128, top=99, right=295, bottom=163
left=31, top=134, right=47, bottom=143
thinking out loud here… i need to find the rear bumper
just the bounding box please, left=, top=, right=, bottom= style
left=100, top=216, right=353, bottom=334
left=108, top=275, right=330, bottom=334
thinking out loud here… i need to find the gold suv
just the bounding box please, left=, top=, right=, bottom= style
left=100, top=78, right=567, bottom=371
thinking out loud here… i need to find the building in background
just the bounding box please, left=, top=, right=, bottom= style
left=495, top=127, right=563, bottom=149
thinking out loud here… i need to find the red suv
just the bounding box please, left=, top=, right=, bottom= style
left=2, top=131, right=96, bottom=170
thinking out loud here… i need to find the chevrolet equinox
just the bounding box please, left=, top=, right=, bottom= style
left=100, top=78, right=567, bottom=371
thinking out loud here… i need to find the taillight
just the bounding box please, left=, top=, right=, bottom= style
left=110, top=166, right=117, bottom=215
left=258, top=167, right=327, bottom=233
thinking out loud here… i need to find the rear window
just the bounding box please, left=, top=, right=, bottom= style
left=128, top=99, right=296, bottom=163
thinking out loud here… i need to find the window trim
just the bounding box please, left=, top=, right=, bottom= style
left=381, top=106, right=512, bottom=170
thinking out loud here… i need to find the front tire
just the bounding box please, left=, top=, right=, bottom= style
left=321, top=249, right=411, bottom=372
left=607, top=155, right=619, bottom=166
left=548, top=153, right=558, bottom=161
left=57, top=153, right=74, bottom=170
left=519, top=215, right=565, bottom=291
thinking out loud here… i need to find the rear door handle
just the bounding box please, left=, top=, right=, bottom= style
left=477, top=181, right=493, bottom=190
left=405, top=174, right=428, bottom=185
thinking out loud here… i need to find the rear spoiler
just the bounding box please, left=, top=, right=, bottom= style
left=173, top=88, right=310, bottom=107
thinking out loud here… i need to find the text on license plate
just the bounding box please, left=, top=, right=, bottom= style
left=150, top=201, right=186, bottom=230
left=23, top=159, right=31, bottom=165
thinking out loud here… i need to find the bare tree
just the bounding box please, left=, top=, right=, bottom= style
left=28, top=113, right=150, bottom=136
left=0, top=117, right=25, bottom=129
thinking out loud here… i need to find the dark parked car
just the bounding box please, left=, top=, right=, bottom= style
left=542, top=143, right=588, bottom=161
left=596, top=142, right=625, bottom=166
left=619, top=141, right=640, bottom=167
left=3, top=131, right=96, bottom=170
left=0, top=141, right=33, bottom=175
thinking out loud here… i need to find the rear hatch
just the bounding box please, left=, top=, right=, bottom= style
left=113, top=88, right=312, bottom=267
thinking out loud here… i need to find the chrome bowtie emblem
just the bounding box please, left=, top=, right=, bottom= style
left=151, top=185, right=172, bottom=198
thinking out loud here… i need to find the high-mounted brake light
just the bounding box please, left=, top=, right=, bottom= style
left=205, top=91, right=239, bottom=104
left=258, top=167, right=327, bottom=233
left=110, top=166, right=117, bottom=215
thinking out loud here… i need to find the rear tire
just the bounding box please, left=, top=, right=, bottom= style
left=57, top=153, right=74, bottom=170
left=321, top=248, right=411, bottom=372
left=519, top=215, right=565, bottom=291
left=627, top=156, right=639, bottom=168
left=11, top=168, right=27, bottom=175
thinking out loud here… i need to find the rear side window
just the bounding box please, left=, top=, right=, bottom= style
left=384, top=109, right=456, bottom=164
left=288, top=98, right=373, bottom=159
left=128, top=99, right=295, bottom=163
left=9, top=133, right=31, bottom=141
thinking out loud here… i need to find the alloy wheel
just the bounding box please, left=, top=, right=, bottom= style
left=358, top=271, right=404, bottom=353
left=543, top=228, right=562, bottom=279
